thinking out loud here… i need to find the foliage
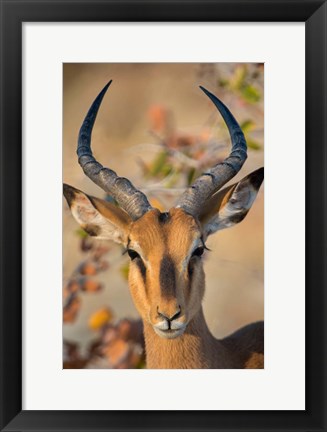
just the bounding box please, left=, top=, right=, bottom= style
left=63, top=63, right=264, bottom=368
left=63, top=236, right=145, bottom=369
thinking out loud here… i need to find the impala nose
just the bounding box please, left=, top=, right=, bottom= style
left=153, top=305, right=186, bottom=338
left=157, top=306, right=181, bottom=323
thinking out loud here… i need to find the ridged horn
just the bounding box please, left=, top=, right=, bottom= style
left=77, top=81, right=153, bottom=220
left=176, top=86, right=248, bottom=216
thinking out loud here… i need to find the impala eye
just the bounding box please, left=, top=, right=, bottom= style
left=127, top=249, right=140, bottom=261
left=192, top=246, right=204, bottom=257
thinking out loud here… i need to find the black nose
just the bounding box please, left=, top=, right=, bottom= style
left=157, top=306, right=181, bottom=322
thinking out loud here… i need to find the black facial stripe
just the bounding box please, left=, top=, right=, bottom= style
left=136, top=259, right=146, bottom=282
left=188, top=260, right=195, bottom=278
left=159, top=255, right=176, bottom=300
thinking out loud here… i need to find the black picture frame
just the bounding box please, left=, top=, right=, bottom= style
left=0, top=1, right=326, bottom=431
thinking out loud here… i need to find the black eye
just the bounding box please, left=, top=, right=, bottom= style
left=192, top=246, right=204, bottom=257
left=127, top=249, right=140, bottom=261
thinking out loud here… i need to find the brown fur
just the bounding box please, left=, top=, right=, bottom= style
left=127, top=208, right=203, bottom=327
left=64, top=168, right=264, bottom=369
left=144, top=309, right=263, bottom=369
left=126, top=208, right=264, bottom=369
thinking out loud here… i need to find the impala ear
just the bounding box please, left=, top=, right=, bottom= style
left=63, top=184, right=132, bottom=244
left=199, top=167, right=264, bottom=237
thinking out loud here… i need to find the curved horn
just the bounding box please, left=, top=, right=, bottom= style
left=77, top=81, right=153, bottom=220
left=176, top=86, right=248, bottom=216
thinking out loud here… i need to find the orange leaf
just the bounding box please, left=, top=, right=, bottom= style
left=117, top=319, right=133, bottom=340
left=148, top=105, right=167, bottom=133
left=63, top=297, right=81, bottom=323
left=78, top=262, right=97, bottom=275
left=65, top=280, right=80, bottom=295
left=82, top=279, right=102, bottom=293
left=88, top=307, right=113, bottom=330
left=104, top=339, right=129, bottom=366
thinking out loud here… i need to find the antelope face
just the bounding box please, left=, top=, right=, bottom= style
left=127, top=208, right=205, bottom=339
left=64, top=80, right=264, bottom=341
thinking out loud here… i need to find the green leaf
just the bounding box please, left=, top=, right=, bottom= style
left=75, top=228, right=88, bottom=239
left=165, top=171, right=180, bottom=188
left=230, top=65, right=247, bottom=91
left=240, top=119, right=255, bottom=133
left=186, top=167, right=197, bottom=186
left=120, top=262, right=129, bottom=281
left=136, top=358, right=146, bottom=369
left=218, top=78, right=229, bottom=88
left=241, top=85, right=261, bottom=103
left=247, top=139, right=261, bottom=150
left=160, top=163, right=173, bottom=177
left=148, top=151, right=169, bottom=177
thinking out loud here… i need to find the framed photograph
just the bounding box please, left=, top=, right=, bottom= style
left=1, top=1, right=326, bottom=431
left=62, top=62, right=265, bottom=372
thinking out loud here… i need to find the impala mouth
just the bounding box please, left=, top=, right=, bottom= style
left=153, top=326, right=186, bottom=339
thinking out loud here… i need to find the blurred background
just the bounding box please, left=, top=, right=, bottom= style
left=63, top=63, right=264, bottom=369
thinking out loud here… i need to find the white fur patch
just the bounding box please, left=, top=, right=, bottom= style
left=70, top=193, right=125, bottom=244
left=204, top=183, right=258, bottom=235
left=170, top=320, right=186, bottom=330
left=154, top=320, right=169, bottom=331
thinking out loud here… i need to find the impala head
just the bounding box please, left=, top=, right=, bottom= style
left=64, top=81, right=264, bottom=340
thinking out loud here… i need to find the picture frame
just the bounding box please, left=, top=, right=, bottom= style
left=0, top=0, right=326, bottom=431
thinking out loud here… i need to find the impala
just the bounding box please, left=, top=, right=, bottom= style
left=63, top=81, right=264, bottom=369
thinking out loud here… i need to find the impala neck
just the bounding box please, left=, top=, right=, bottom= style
left=143, top=307, right=232, bottom=369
